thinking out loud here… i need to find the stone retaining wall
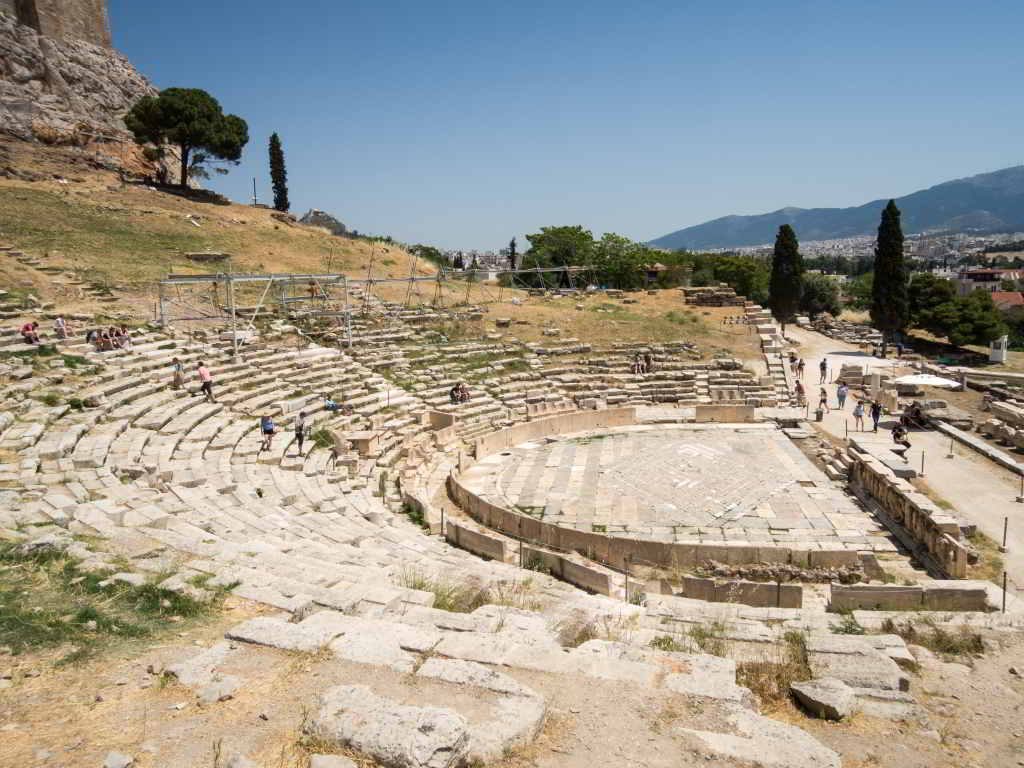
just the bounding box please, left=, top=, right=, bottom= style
left=473, top=407, right=638, bottom=459
left=522, top=546, right=613, bottom=596
left=681, top=575, right=803, bottom=608
left=829, top=582, right=989, bottom=612
left=444, top=520, right=507, bottom=562
left=452, top=410, right=861, bottom=572
left=694, top=404, right=756, bottom=423
left=846, top=448, right=969, bottom=578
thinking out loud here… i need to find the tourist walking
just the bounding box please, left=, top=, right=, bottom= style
left=794, top=380, right=806, bottom=406
left=196, top=361, right=216, bottom=403
left=818, top=358, right=828, bottom=384
left=294, top=411, right=307, bottom=455
left=171, top=357, right=185, bottom=389
left=836, top=381, right=849, bottom=410
left=870, top=400, right=882, bottom=433
left=818, top=387, right=830, bottom=413
left=852, top=401, right=865, bottom=431
left=797, top=359, right=805, bottom=379
left=259, top=414, right=276, bottom=453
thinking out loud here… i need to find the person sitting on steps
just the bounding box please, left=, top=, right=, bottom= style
left=900, top=401, right=924, bottom=428
left=53, top=316, right=70, bottom=340
left=20, top=321, right=40, bottom=345
left=118, top=325, right=133, bottom=349
left=891, top=423, right=911, bottom=459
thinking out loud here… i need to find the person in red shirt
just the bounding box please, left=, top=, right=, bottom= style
left=20, top=321, right=40, bottom=344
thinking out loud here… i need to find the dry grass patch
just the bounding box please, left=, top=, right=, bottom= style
left=0, top=542, right=231, bottom=665
left=556, top=611, right=639, bottom=647
left=880, top=617, right=984, bottom=659
left=397, top=567, right=489, bottom=613
left=687, top=621, right=729, bottom=657
left=966, top=529, right=1005, bottom=584
left=735, top=630, right=811, bottom=708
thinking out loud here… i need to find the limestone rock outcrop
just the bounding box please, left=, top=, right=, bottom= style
left=0, top=12, right=154, bottom=142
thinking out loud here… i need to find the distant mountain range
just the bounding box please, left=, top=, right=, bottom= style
left=648, top=165, right=1024, bottom=250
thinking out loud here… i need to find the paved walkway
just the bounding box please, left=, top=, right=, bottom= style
left=786, top=325, right=1023, bottom=594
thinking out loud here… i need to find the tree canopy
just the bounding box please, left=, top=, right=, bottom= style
left=870, top=200, right=909, bottom=348
left=768, top=224, right=804, bottom=331
left=269, top=132, right=290, bottom=212
left=799, top=273, right=842, bottom=319
left=908, top=273, right=1006, bottom=346
left=525, top=226, right=594, bottom=267
left=126, top=88, right=249, bottom=189
left=514, top=225, right=772, bottom=299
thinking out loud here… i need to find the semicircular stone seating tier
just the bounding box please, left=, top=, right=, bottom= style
left=1, top=315, right=1017, bottom=766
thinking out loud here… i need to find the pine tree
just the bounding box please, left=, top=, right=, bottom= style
left=768, top=224, right=804, bottom=335
left=871, top=200, right=909, bottom=354
left=268, top=132, right=290, bottom=212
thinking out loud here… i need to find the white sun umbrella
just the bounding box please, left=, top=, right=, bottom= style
left=890, top=373, right=962, bottom=389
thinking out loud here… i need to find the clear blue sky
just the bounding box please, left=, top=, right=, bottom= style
left=108, top=0, right=1024, bottom=250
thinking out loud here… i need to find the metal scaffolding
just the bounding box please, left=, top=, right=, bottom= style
left=156, top=264, right=596, bottom=356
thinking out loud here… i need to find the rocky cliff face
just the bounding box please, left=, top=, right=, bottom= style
left=299, top=208, right=349, bottom=236
left=0, top=12, right=153, bottom=143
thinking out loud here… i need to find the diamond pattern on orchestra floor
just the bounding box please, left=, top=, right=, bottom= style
left=471, top=426, right=881, bottom=546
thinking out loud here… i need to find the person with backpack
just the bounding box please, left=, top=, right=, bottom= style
left=259, top=414, right=276, bottom=453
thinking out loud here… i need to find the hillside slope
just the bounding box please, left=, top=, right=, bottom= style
left=0, top=137, right=432, bottom=313
left=650, top=165, right=1024, bottom=249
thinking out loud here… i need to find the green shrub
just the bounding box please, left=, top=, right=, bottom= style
left=830, top=613, right=866, bottom=635
left=311, top=428, right=333, bottom=449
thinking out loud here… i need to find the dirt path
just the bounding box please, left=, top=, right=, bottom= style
left=786, top=325, right=1022, bottom=595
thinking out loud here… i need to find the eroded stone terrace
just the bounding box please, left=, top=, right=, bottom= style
left=0, top=294, right=1021, bottom=768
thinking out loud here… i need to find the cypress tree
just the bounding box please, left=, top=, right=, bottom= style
left=768, top=224, right=804, bottom=335
left=870, top=200, right=909, bottom=354
left=268, top=132, right=290, bottom=212
left=508, top=237, right=517, bottom=269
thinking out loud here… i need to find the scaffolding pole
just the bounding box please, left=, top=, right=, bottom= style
left=228, top=277, right=238, bottom=357
left=344, top=278, right=353, bottom=348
